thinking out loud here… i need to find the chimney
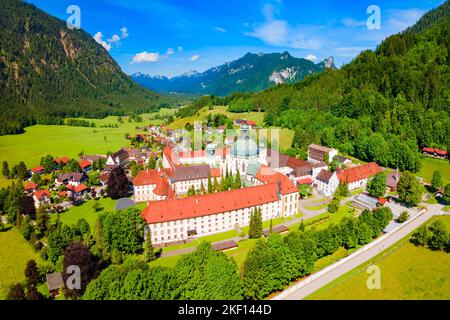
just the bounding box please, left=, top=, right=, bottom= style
left=195, top=199, right=199, bottom=205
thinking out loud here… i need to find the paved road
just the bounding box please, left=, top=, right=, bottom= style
left=272, top=207, right=438, bottom=300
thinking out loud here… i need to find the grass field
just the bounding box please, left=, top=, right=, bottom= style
left=50, top=198, right=118, bottom=229
left=0, top=113, right=164, bottom=188
left=307, top=216, right=450, bottom=300
left=167, top=106, right=265, bottom=130
left=418, top=157, right=450, bottom=185
left=0, top=227, right=39, bottom=299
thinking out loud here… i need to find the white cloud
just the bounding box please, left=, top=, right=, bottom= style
left=341, top=18, right=366, bottom=27
left=214, top=27, right=226, bottom=33
left=244, top=5, right=321, bottom=50
left=335, top=47, right=371, bottom=57
left=305, top=54, right=317, bottom=61
left=166, top=48, right=175, bottom=55
left=190, top=54, right=200, bottom=62
left=120, top=27, right=129, bottom=38
left=131, top=51, right=160, bottom=64
left=387, top=9, right=425, bottom=29
left=107, top=34, right=121, bottom=43
left=93, top=32, right=111, bottom=51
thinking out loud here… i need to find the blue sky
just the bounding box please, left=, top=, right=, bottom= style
left=27, top=0, right=444, bottom=77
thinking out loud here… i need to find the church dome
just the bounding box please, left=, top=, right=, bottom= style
left=231, top=136, right=259, bottom=158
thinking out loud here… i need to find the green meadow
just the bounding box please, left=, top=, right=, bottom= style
left=418, top=156, right=450, bottom=185
left=307, top=216, right=450, bottom=300
left=0, top=227, right=39, bottom=299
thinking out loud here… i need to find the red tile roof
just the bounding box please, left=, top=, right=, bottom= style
left=255, top=165, right=298, bottom=195
left=66, top=184, right=88, bottom=193
left=31, top=166, right=44, bottom=173
left=423, top=147, right=448, bottom=156
left=297, top=178, right=313, bottom=185
left=337, top=162, right=382, bottom=184
left=79, top=159, right=92, bottom=169
left=25, top=182, right=38, bottom=190
left=142, top=183, right=280, bottom=224
left=54, top=157, right=70, bottom=165
left=163, top=146, right=180, bottom=168
left=133, top=169, right=160, bottom=186
left=58, top=191, right=68, bottom=197
left=34, top=189, right=50, bottom=200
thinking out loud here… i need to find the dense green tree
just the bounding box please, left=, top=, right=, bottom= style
left=2, top=161, right=9, bottom=178
left=443, top=184, right=450, bottom=203
left=6, top=283, right=26, bottom=300
left=397, top=171, right=422, bottom=205
left=428, top=220, right=449, bottom=251
left=98, top=207, right=146, bottom=254
left=397, top=211, right=409, bottom=223
left=21, top=215, right=33, bottom=240
left=24, top=260, right=39, bottom=286
left=431, top=170, right=443, bottom=192
left=411, top=225, right=430, bottom=247
left=147, top=157, right=156, bottom=170
left=367, top=172, right=386, bottom=198
left=143, top=229, right=156, bottom=262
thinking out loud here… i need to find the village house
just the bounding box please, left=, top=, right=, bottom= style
left=308, top=144, right=338, bottom=164
left=79, top=159, right=92, bottom=172
left=315, top=170, right=340, bottom=196
left=337, top=162, right=383, bottom=191
left=106, top=149, right=130, bottom=169
left=33, top=189, right=51, bottom=208
left=386, top=170, right=401, bottom=192
left=54, top=157, right=70, bottom=167
left=55, top=172, right=86, bottom=187
left=24, top=182, right=38, bottom=193
left=30, top=166, right=45, bottom=176
left=66, top=183, right=89, bottom=199
left=422, top=147, right=448, bottom=159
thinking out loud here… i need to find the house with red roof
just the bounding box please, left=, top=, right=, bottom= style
left=422, top=147, right=448, bottom=159
left=33, top=189, right=51, bottom=208
left=78, top=159, right=92, bottom=172
left=142, top=182, right=294, bottom=244
left=337, top=162, right=383, bottom=191
left=24, top=182, right=38, bottom=193
left=66, top=183, right=89, bottom=198
left=31, top=166, right=45, bottom=175
left=54, top=157, right=70, bottom=166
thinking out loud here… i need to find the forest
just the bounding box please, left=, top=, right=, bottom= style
left=0, top=0, right=174, bottom=135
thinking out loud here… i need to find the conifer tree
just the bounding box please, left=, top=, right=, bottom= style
left=234, top=169, right=241, bottom=189
left=254, top=208, right=263, bottom=238
left=144, top=229, right=156, bottom=262
left=213, top=177, right=219, bottom=193
left=207, top=173, right=213, bottom=193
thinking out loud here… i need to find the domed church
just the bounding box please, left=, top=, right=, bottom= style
left=225, top=124, right=266, bottom=174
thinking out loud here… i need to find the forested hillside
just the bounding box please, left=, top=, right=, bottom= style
left=0, top=0, right=167, bottom=135
left=182, top=1, right=450, bottom=172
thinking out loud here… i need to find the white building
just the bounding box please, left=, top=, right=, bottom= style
left=308, top=144, right=337, bottom=164
left=315, top=169, right=340, bottom=196
left=142, top=181, right=298, bottom=244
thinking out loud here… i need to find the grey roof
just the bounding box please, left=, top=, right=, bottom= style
left=57, top=172, right=84, bottom=182
left=46, top=272, right=64, bottom=291
left=114, top=198, right=136, bottom=211
left=386, top=172, right=401, bottom=188
left=263, top=224, right=289, bottom=237
left=336, top=155, right=351, bottom=164
left=212, top=240, right=238, bottom=251
left=316, top=169, right=334, bottom=183
left=169, top=165, right=211, bottom=182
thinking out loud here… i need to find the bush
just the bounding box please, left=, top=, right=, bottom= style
left=397, top=211, right=409, bottom=223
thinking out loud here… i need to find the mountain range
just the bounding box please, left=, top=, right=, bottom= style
left=0, top=0, right=165, bottom=135
left=132, top=53, right=336, bottom=96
